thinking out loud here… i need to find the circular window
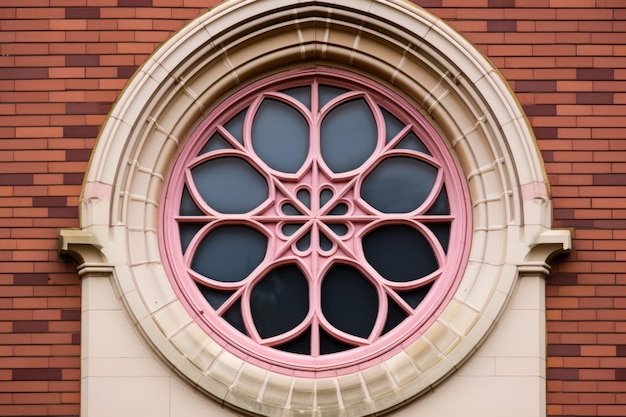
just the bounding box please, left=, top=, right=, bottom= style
left=160, top=68, right=471, bottom=375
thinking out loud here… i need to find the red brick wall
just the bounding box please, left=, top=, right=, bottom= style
left=0, top=0, right=623, bottom=416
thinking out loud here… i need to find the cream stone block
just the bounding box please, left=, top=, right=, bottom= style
left=395, top=376, right=544, bottom=417
left=132, top=264, right=177, bottom=314
left=338, top=373, right=375, bottom=417
left=85, top=309, right=151, bottom=359
left=315, top=377, right=341, bottom=412
left=231, top=362, right=267, bottom=400
left=495, top=357, right=543, bottom=377
left=90, top=117, right=133, bottom=186
left=85, top=357, right=169, bottom=378
left=423, top=321, right=461, bottom=356
left=261, top=371, right=292, bottom=408
left=170, top=378, right=241, bottom=417
left=82, top=275, right=120, bottom=312
left=460, top=263, right=500, bottom=313
left=85, top=376, right=170, bottom=417
left=384, top=350, right=421, bottom=387
left=479, top=309, right=543, bottom=358
left=455, top=356, right=495, bottom=377
left=438, top=299, right=479, bottom=337
left=126, top=199, right=148, bottom=230
left=289, top=377, right=316, bottom=413
left=153, top=300, right=194, bottom=339
left=510, top=275, right=545, bottom=310
left=127, top=229, right=149, bottom=265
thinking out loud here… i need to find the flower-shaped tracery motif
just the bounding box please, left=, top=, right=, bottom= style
left=163, top=72, right=469, bottom=372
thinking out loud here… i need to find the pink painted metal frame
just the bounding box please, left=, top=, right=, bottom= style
left=159, top=68, right=471, bottom=376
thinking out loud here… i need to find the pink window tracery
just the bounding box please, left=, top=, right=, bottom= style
left=160, top=68, right=471, bottom=375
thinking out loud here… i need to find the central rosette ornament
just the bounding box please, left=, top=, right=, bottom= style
left=173, top=78, right=453, bottom=358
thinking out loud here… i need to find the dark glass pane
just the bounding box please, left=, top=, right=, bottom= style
left=179, top=223, right=203, bottom=253
left=297, top=188, right=311, bottom=208
left=199, top=132, right=233, bottom=154
left=396, top=131, right=430, bottom=155
left=251, top=264, right=309, bottom=339
left=319, top=231, right=333, bottom=251
left=425, top=185, right=450, bottom=215
left=328, top=203, right=348, bottom=215
left=252, top=99, right=309, bottom=173
left=223, top=298, right=247, bottom=335
left=382, top=295, right=408, bottom=335
left=321, top=265, right=378, bottom=339
left=180, top=185, right=203, bottom=216
left=197, top=285, right=234, bottom=310
left=282, top=223, right=303, bottom=236
left=280, top=86, right=311, bottom=109
left=398, top=283, right=433, bottom=309
left=362, top=224, right=438, bottom=282
left=328, top=223, right=348, bottom=236
left=223, top=108, right=247, bottom=144
left=282, top=203, right=302, bottom=216
left=275, top=327, right=311, bottom=355
left=321, top=98, right=377, bottom=173
left=319, top=85, right=349, bottom=109
left=425, top=223, right=451, bottom=252
left=361, top=156, right=437, bottom=213
left=296, top=231, right=311, bottom=251
left=191, top=157, right=268, bottom=214
left=191, top=226, right=267, bottom=282
left=381, top=106, right=405, bottom=144
left=320, top=327, right=355, bottom=355
left=320, top=188, right=333, bottom=207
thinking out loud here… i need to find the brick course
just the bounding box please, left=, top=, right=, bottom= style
left=1, top=0, right=624, bottom=415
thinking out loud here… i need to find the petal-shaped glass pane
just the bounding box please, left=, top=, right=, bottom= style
left=252, top=99, right=309, bottom=173
left=275, top=327, right=311, bottom=355
left=179, top=223, right=203, bottom=253
left=318, top=85, right=349, bottom=109
left=191, top=157, right=268, bottom=214
left=320, top=327, right=354, bottom=354
left=251, top=265, right=309, bottom=339
left=320, top=98, right=377, bottom=173
left=191, top=226, right=267, bottom=282
left=381, top=106, right=405, bottom=144
left=382, top=295, right=408, bottom=335
left=361, top=156, right=438, bottom=213
left=362, top=224, right=438, bottom=282
left=321, top=265, right=378, bottom=339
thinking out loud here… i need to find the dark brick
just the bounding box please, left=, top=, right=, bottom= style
left=66, top=102, right=111, bottom=115
left=548, top=273, right=578, bottom=286
left=593, top=174, right=626, bottom=186
left=0, top=173, right=33, bottom=186
left=516, top=80, right=556, bottom=93
left=548, top=344, right=581, bottom=357
left=594, top=220, right=626, bottom=229
left=33, top=196, right=67, bottom=207
left=554, top=208, right=575, bottom=219
left=13, top=369, right=62, bottom=381
left=524, top=104, right=557, bottom=117
left=64, top=126, right=100, bottom=139
left=547, top=368, right=579, bottom=380
left=118, top=0, right=152, bottom=6
left=65, top=7, right=100, bottom=19
left=410, top=0, right=442, bottom=6
left=487, top=20, right=517, bottom=32
left=65, top=54, right=100, bottom=67
left=489, top=0, right=515, bottom=6
left=618, top=345, right=626, bottom=357
left=577, top=92, right=614, bottom=105
left=62, top=310, right=81, bottom=321
left=49, top=206, right=79, bottom=218
left=577, top=68, right=614, bottom=81
left=72, top=333, right=81, bottom=345
left=541, top=150, right=554, bottom=162
left=616, top=369, right=626, bottom=381
left=117, top=66, right=137, bottom=79
left=13, top=273, right=49, bottom=286
left=0, top=67, right=48, bottom=80
left=64, top=173, right=85, bottom=185
left=65, top=149, right=93, bottom=161
left=534, top=127, right=558, bottom=140
left=13, top=321, right=49, bottom=333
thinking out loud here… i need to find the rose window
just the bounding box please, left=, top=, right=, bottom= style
left=161, top=70, right=470, bottom=374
